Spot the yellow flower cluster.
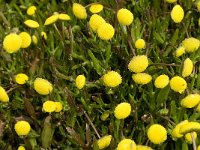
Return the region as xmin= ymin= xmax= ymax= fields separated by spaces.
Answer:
xmin=181 ymin=94 xmax=200 ymax=108
xmin=185 ymin=132 xmax=197 ymax=144
xmin=175 ymin=46 xmax=185 ymax=57
xmin=18 ymin=146 xmax=26 ymax=150
xmin=169 ymin=76 xmax=187 ymax=93
xmin=117 ymin=8 xmax=134 ymax=26
xmin=33 ymin=78 xmax=53 ymax=95
xmin=97 ymin=135 xmax=112 ymax=149
xmin=89 ymin=4 xmax=103 ymax=13
xmin=172 ymin=120 xmax=188 ymax=138
xmin=43 ymin=100 xmax=63 ymax=113
xmin=75 ymin=75 xmax=86 ymax=89
xmin=132 ymin=73 xmax=152 ymax=85
xmin=0 ymin=86 xmax=9 ymax=102
xmin=14 ymin=121 xmax=31 ymax=136
xmin=27 ymin=6 xmax=36 ymax=16
xmin=103 ymin=71 xmax=122 ymax=87
xmin=117 ymin=139 xmax=136 ymax=150
xmin=154 ymin=74 xmax=169 ymax=89
xmin=182 ymin=37 xmax=200 ymax=53
xmin=165 ymin=0 xmax=177 ymax=3
xmin=128 ymin=55 xmax=148 ymax=73
xmin=114 ymin=102 xmax=131 ymax=119
xmin=136 ymin=145 xmax=152 ymax=150
xmin=135 ymin=39 xmax=145 ymax=49
xmin=89 ymin=14 xmax=106 ymax=32
xmin=182 ymin=58 xmax=193 ymax=77
xmin=72 ymin=3 xmax=87 ymax=19
xmin=171 ymin=5 xmax=184 ymax=23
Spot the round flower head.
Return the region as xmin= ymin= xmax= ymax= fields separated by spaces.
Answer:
xmin=27 ymin=6 xmax=36 ymax=15
xmin=128 ymin=55 xmax=148 ymax=73
xmin=180 ymin=122 xmax=200 ymax=134
xmin=24 ymin=20 xmax=39 ymax=28
xmin=72 ymin=3 xmax=87 ymax=19
xmin=147 ymin=124 xmax=167 ymax=144
xmin=175 ymin=46 xmax=185 ymax=57
xmin=165 ymin=0 xmax=177 ymax=3
xmin=54 ymin=102 xmax=63 ymax=112
xmin=170 ymin=76 xmax=187 ymax=93
xmin=43 ymin=101 xmax=56 ymax=113
xmin=18 ymin=146 xmax=26 ymax=150
xmin=97 ymin=23 xmax=115 ymax=40
xmin=136 ymin=145 xmax=153 ymax=150
xmin=14 ymin=121 xmax=31 ymax=136
xmin=33 ymin=78 xmax=53 ymax=95
xmin=15 ymin=73 xmax=29 ymax=85
xmin=117 ymin=139 xmax=136 ymax=150
xmin=114 ymin=102 xmax=131 ymax=119
xmin=135 ymin=39 xmax=145 ymax=49
xmin=97 ymin=135 xmax=112 ymax=149
xmin=154 ymin=74 xmax=169 ymax=89
xmin=89 ymin=4 xmax=103 ymax=13
xmin=132 ymin=73 xmax=152 ymax=85
xmin=103 ymin=71 xmax=122 ymax=87
xmin=171 ymin=5 xmax=184 ymax=23
xmin=182 ymin=37 xmax=200 ymax=53
xmin=41 ymin=32 xmax=47 ymax=40
xmin=3 ymin=33 xmax=22 ymax=53
xmin=75 ymin=75 xmax=86 ymax=89
xmin=0 ymin=86 xmax=9 ymax=102
xmin=117 ymin=8 xmax=134 ymax=26
xmin=32 ymin=35 xmax=38 ymax=45
xmin=181 ymin=94 xmax=200 ymax=108
xmin=172 ymin=120 xmax=189 ymax=138
xmin=19 ymin=32 xmax=31 ymax=48
xmin=44 ymin=14 xmax=59 ymax=25
xmin=185 ymin=132 xmax=197 ymax=144
xmin=58 ymin=14 xmax=71 ymax=21
xmin=89 ymin=14 xmax=106 ymax=32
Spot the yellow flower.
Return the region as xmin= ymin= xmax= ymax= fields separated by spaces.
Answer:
xmin=44 ymin=14 xmax=59 ymax=25
xmin=24 ymin=20 xmax=39 ymax=28
xmin=135 ymin=39 xmax=145 ymax=49
xmin=128 ymin=55 xmax=148 ymax=73
xmin=32 ymin=35 xmax=38 ymax=45
xmin=18 ymin=146 xmax=26 ymax=150
xmin=182 ymin=37 xmax=200 ymax=53
xmin=41 ymin=32 xmax=47 ymax=40
xmin=132 ymin=73 xmax=152 ymax=85
xmin=15 ymin=73 xmax=29 ymax=85
xmin=154 ymin=74 xmax=169 ymax=88
xmin=181 ymin=94 xmax=200 ymax=108
xmin=97 ymin=135 xmax=112 ymax=149
xmin=75 ymin=75 xmax=86 ymax=89
xmin=169 ymin=76 xmax=187 ymax=93
xmin=97 ymin=23 xmax=115 ymax=40
xmin=198 ymin=145 xmax=200 ymax=150
xmin=175 ymin=46 xmax=185 ymax=57
xmin=117 ymin=8 xmax=134 ymax=26
xmin=72 ymin=3 xmax=87 ymax=19
xmin=197 ymin=2 xmax=200 ymax=11
xmin=172 ymin=120 xmax=189 ymax=138
xmin=136 ymin=145 xmax=153 ymax=150
xmin=14 ymin=121 xmax=31 ymax=136
xmin=182 ymin=58 xmax=193 ymax=78
xmin=103 ymin=71 xmax=122 ymax=87
xmin=89 ymin=14 xmax=106 ymax=32
xmin=114 ymin=102 xmax=131 ymax=119
xmin=117 ymin=139 xmax=136 ymax=150
xmin=58 ymin=14 xmax=71 ymax=21
xmin=33 ymin=78 xmax=53 ymax=95
xmin=147 ymin=124 xmax=167 ymax=144
xmin=19 ymin=32 xmax=32 ymax=48
xmin=43 ymin=101 xmax=56 ymax=113
xmin=54 ymin=102 xmax=63 ymax=112
xmin=185 ymin=132 xmax=197 ymax=144
xmin=171 ymin=5 xmax=184 ymax=23
xmin=27 ymin=6 xmax=36 ymax=15
xmin=89 ymin=4 xmax=103 ymax=13
xmin=180 ymin=122 xmax=200 ymax=134
xmin=0 ymin=86 xmax=9 ymax=102
xmin=3 ymin=33 xmax=22 ymax=53
xmin=165 ymin=0 xmax=177 ymax=3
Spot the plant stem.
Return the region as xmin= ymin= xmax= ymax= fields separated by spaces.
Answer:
xmin=191 ymin=132 xmax=197 ymax=150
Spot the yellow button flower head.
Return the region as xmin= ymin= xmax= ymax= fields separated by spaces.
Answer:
xmin=132 ymin=73 xmax=152 ymax=85
xmin=0 ymin=86 xmax=9 ymax=102
xmin=154 ymin=74 xmax=169 ymax=88
xmin=114 ymin=102 xmax=131 ymax=119
xmin=44 ymin=14 xmax=59 ymax=26
xmin=147 ymin=124 xmax=167 ymax=144
xmin=170 ymin=76 xmax=187 ymax=93
xmin=117 ymin=139 xmax=136 ymax=150
xmin=89 ymin=4 xmax=103 ymax=13
xmin=135 ymin=39 xmax=145 ymax=49
xmin=103 ymin=71 xmax=122 ymax=87
xmin=3 ymin=33 xmax=22 ymax=53
xmin=175 ymin=46 xmax=185 ymax=57
xmin=27 ymin=6 xmax=36 ymax=16
xmin=24 ymin=20 xmax=39 ymax=28
xmin=32 ymin=35 xmax=38 ymax=45
xmin=58 ymin=14 xmax=71 ymax=21
xmin=128 ymin=55 xmax=148 ymax=73
xmin=18 ymin=146 xmax=26 ymax=150
xmin=15 ymin=73 xmax=29 ymax=85
xmin=136 ymin=145 xmax=153 ymax=150
xmin=181 ymin=94 xmax=200 ymax=108
xmin=185 ymin=132 xmax=197 ymax=144
xmin=14 ymin=121 xmax=31 ymax=136
xmin=182 ymin=37 xmax=200 ymax=53
xmin=172 ymin=120 xmax=189 ymax=138
xmin=97 ymin=135 xmax=112 ymax=149
xmin=182 ymin=58 xmax=193 ymax=78
xmin=75 ymin=75 xmax=86 ymax=89
xmin=165 ymin=0 xmax=177 ymax=3
xmin=72 ymin=3 xmax=87 ymax=19
xmin=197 ymin=2 xmax=200 ymax=12
xmin=54 ymin=102 xmax=63 ymax=112
xmin=19 ymin=32 xmax=31 ymax=48
xmin=180 ymin=122 xmax=200 ymax=134
xmin=97 ymin=23 xmax=115 ymax=40
xmin=89 ymin=14 xmax=106 ymax=32
xmin=43 ymin=101 xmax=56 ymax=113
xmin=33 ymin=78 xmax=53 ymax=95
xmin=171 ymin=5 xmax=184 ymax=23
xmin=41 ymin=32 xmax=47 ymax=40
xmin=117 ymin=8 xmax=134 ymax=26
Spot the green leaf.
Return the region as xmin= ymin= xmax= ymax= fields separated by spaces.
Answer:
xmin=156 ymin=85 xmax=170 ymax=106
